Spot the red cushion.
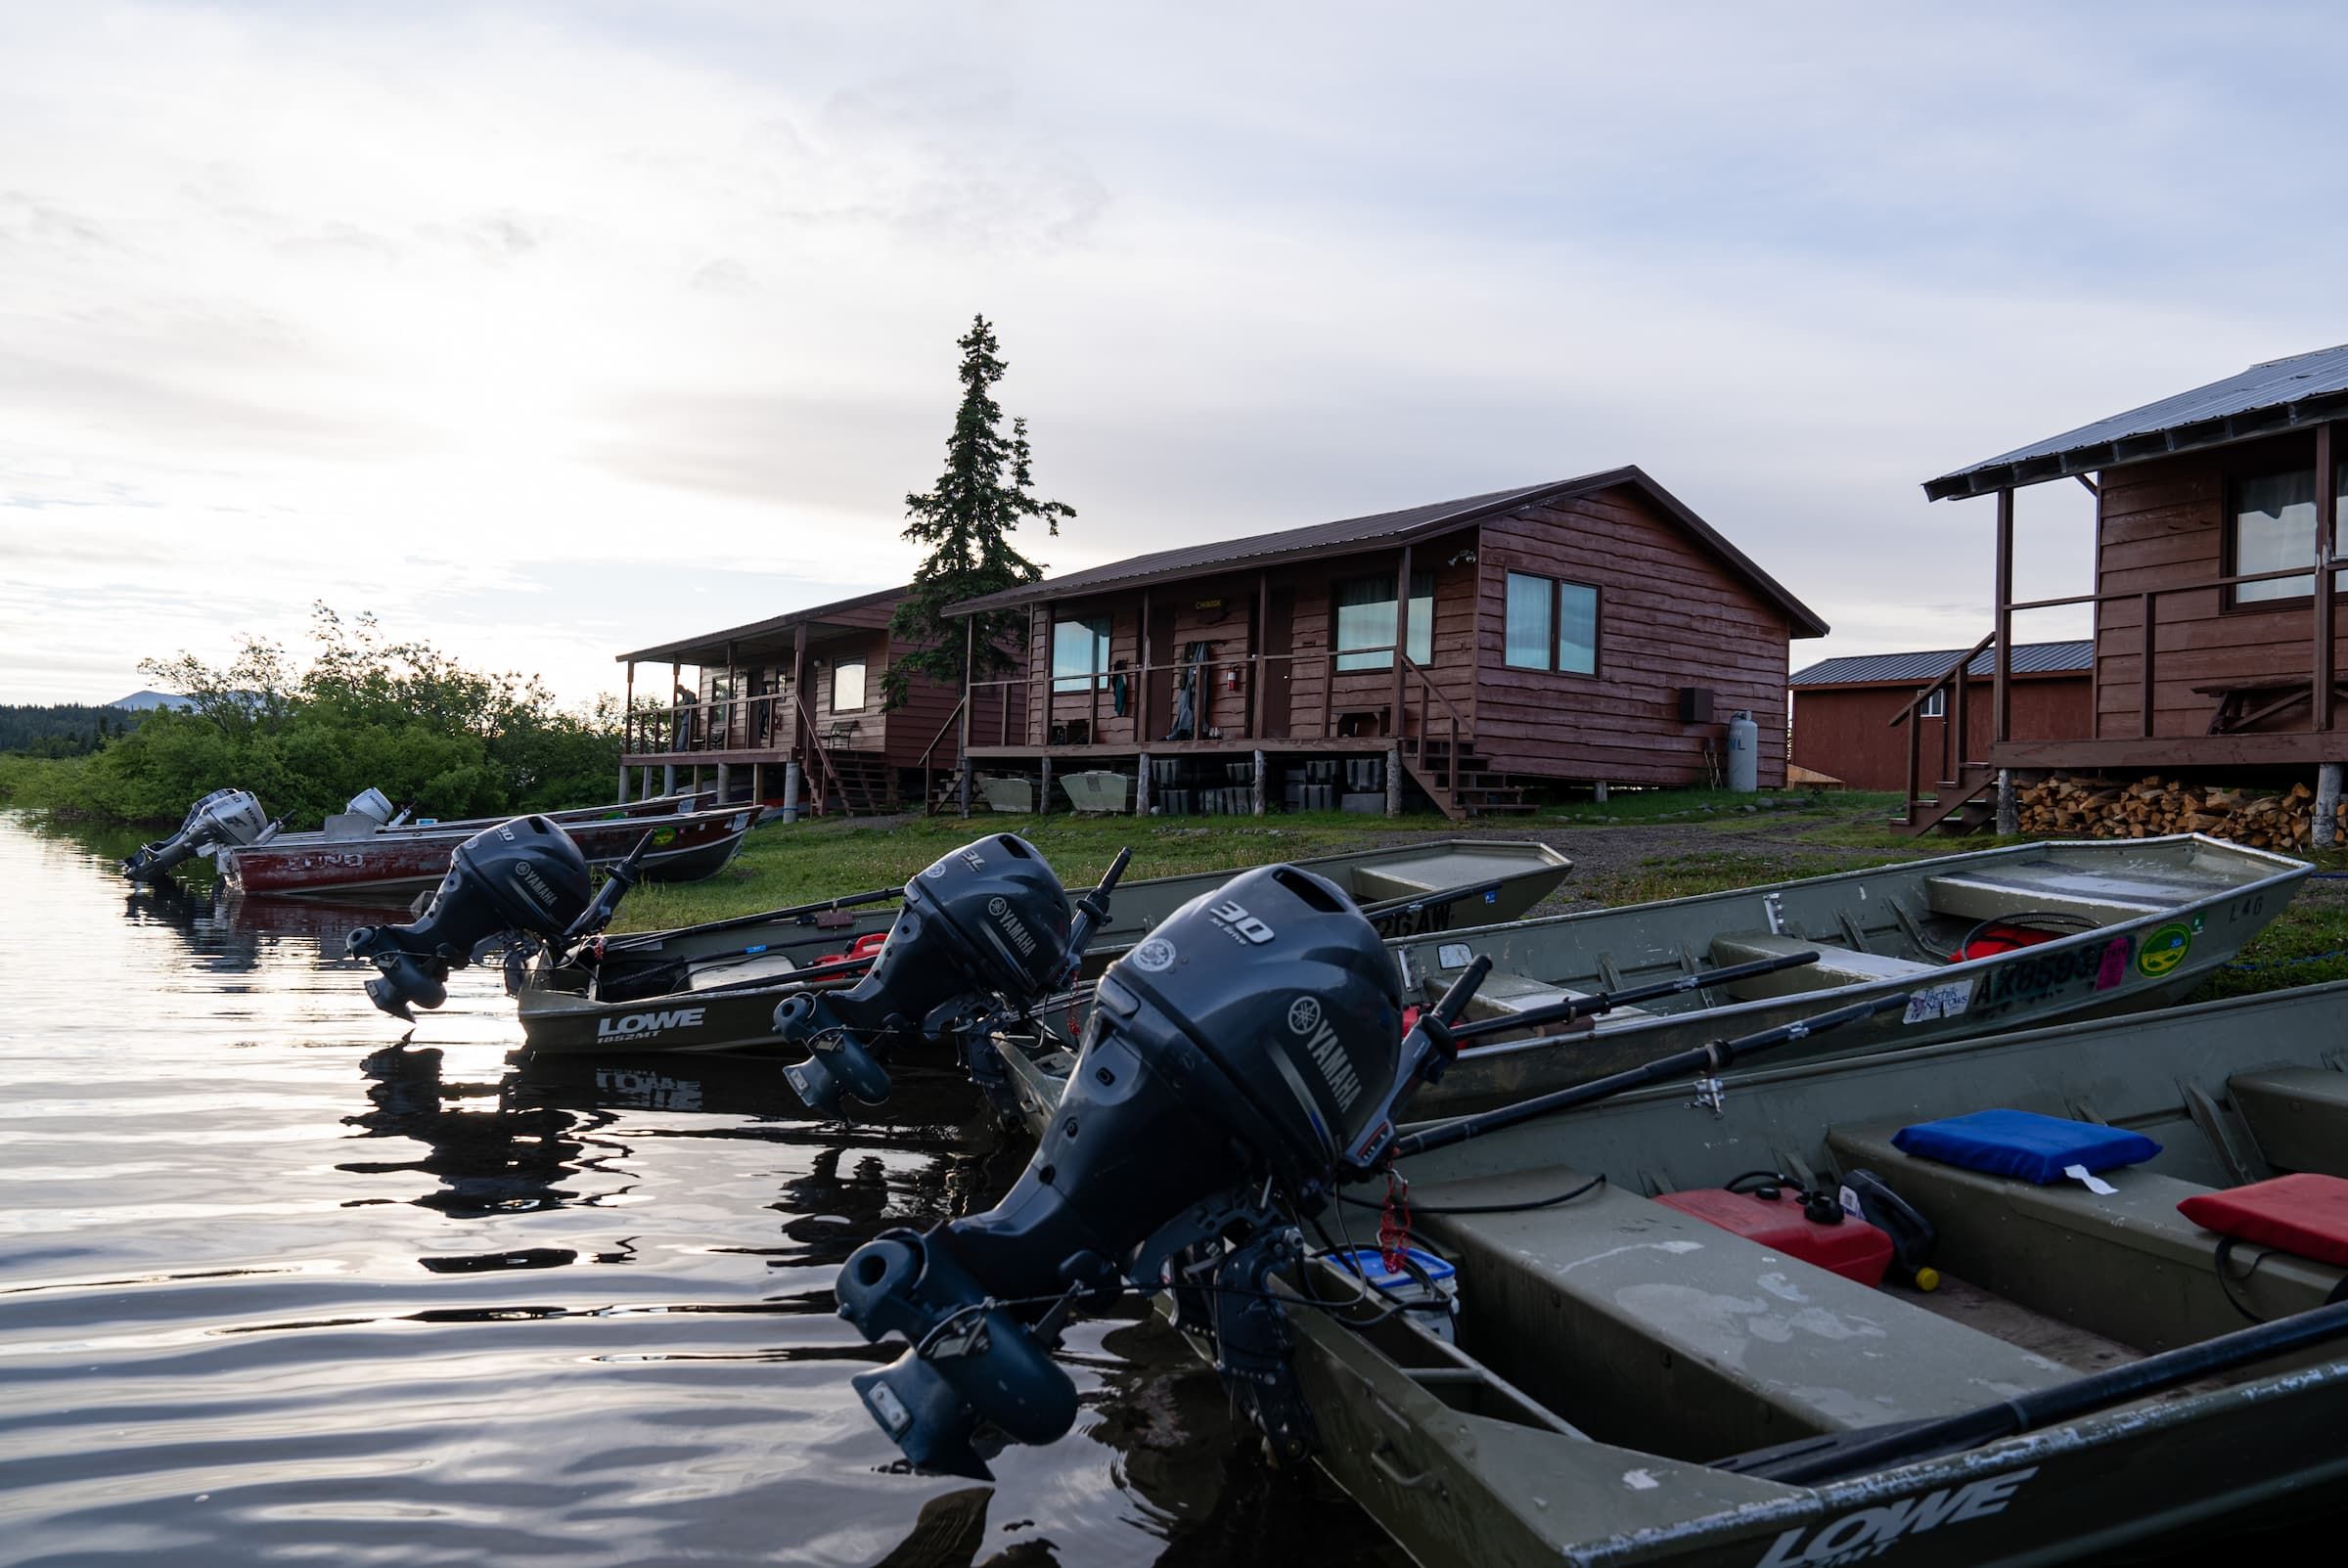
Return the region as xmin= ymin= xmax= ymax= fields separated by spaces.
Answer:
xmin=2178 ymin=1174 xmax=2348 ymax=1267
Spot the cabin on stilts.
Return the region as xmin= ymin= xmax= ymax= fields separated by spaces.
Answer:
xmin=1909 ymin=344 xmax=2348 ymax=839
xmin=614 ymin=587 xmax=1004 ymax=816
xmin=939 ymin=469 xmax=1827 ymax=821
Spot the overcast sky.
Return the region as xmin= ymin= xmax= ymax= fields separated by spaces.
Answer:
xmin=5 ymin=1 xmax=2342 ymax=705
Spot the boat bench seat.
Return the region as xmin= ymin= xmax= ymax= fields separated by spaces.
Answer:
xmin=1827 ymin=1121 xmax=2348 ymax=1352
xmin=1706 ymin=931 xmax=1943 ymax=998
xmin=1443 ymin=969 xmax=1648 ymax=1028
xmin=2231 ymin=1067 xmax=2348 ymax=1179
xmin=1920 ymin=869 xmax=2169 ymax=928
xmin=1352 ymin=869 xmax=1444 ymax=902
xmin=1416 ymin=1163 xmax=2071 ymax=1460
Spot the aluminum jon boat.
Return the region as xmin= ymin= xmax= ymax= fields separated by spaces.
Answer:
xmin=510 ymin=838 xmax=1573 ymax=1054
xmin=221 ymin=803 xmax=755 ymax=897
xmin=1117 ymin=979 xmax=2348 ymax=1568
xmin=995 ymin=833 xmax=2308 ymax=1121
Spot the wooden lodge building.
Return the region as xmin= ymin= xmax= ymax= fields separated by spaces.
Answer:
xmin=942 ymin=469 xmax=1827 ymax=820
xmin=1911 ymin=344 xmax=2348 ymax=837
xmin=615 ymin=586 xmax=1005 ymax=814
xmin=1789 ymin=641 xmax=2092 ymax=792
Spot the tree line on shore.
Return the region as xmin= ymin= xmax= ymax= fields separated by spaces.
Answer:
xmin=0 ymin=606 xmax=622 ymax=829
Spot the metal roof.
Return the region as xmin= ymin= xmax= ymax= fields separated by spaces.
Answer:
xmin=949 ymin=467 xmax=1829 ymax=636
xmin=1924 ymin=344 xmax=2348 ymax=501
xmin=616 ymin=585 xmax=904 ymax=664
xmin=1789 ymin=639 xmax=2094 ymax=688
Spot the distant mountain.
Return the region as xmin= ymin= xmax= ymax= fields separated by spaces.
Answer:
xmin=113 ymin=690 xmax=194 ymax=711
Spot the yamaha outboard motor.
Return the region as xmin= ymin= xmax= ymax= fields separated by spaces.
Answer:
xmin=121 ymin=788 xmax=276 ymax=880
xmin=773 ymin=834 xmax=1123 ymax=1116
xmin=346 ymin=815 xmax=597 ymax=1020
xmin=834 ymin=864 xmax=1472 ymax=1477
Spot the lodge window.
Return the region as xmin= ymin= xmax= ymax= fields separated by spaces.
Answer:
xmin=2230 ymin=465 xmax=2348 ymax=605
xmin=1052 ymin=615 xmax=1112 ymax=693
xmin=1333 ymin=570 xmax=1433 ymax=671
xmin=1919 ymin=689 xmax=1945 ymax=719
xmin=832 ymin=656 xmax=868 ymax=712
xmin=1503 ymin=571 xmax=1599 ymax=675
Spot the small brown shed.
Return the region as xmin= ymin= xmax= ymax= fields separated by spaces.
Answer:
xmin=1789 ymin=642 xmax=2093 ymax=792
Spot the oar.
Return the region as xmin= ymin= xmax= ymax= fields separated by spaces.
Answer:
xmin=1387 ymin=991 xmax=1914 ymax=1160
xmin=1725 ymin=1294 xmax=2348 ymax=1485
xmin=1447 ymin=951 xmax=1822 ymax=1044
xmin=1358 ymin=876 xmax=1511 ymax=931
xmin=593 ymin=885 xmax=902 ymax=953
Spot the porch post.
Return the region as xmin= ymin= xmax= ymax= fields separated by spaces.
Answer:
xmin=1252 ymin=572 xmax=1270 ymax=738
xmin=958 ymin=616 xmax=974 ymax=819
xmin=1138 ymin=595 xmax=1152 ymax=740
xmin=2315 ymin=421 xmax=2336 ymax=734
xmin=2316 ymin=763 xmax=2341 ymax=850
xmin=782 ymin=760 xmax=801 ymax=824
xmin=622 ymin=658 xmax=635 ymax=757
xmin=669 ymin=660 xmax=681 ymax=752
xmin=1385 ymin=744 xmax=1402 ymax=818
xmin=1039 ymin=753 xmax=1052 ymax=817
xmin=1993 ymin=487 xmax=2014 ymax=745
xmin=1252 ymin=748 xmax=1266 ymax=817
xmin=1136 ymin=752 xmax=1151 ymax=816
xmin=616 ymin=759 xmax=628 ymax=802
xmin=663 ymin=761 xmax=677 ymax=795
xmin=1391 ymin=545 xmax=1413 ymax=739
xmin=790 ymin=626 xmax=808 ymax=762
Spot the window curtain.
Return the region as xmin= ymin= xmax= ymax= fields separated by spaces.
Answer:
xmin=1558 ymin=583 xmax=1598 ymax=674
xmin=1504 ymin=572 xmax=1551 ymax=669
xmin=1335 ymin=570 xmax=1433 ymax=671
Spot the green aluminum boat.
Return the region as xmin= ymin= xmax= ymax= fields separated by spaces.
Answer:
xmin=1108 ymin=979 xmax=2348 ymax=1567
xmin=996 ymin=833 xmax=2308 ymax=1121
xmin=509 ymin=838 xmax=1572 ymax=1054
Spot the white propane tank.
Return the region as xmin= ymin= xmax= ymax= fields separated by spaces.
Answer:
xmin=1727 ymin=711 xmax=1760 ymax=793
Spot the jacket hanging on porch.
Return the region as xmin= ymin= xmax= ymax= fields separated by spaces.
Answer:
xmin=1163 ymin=642 xmax=1211 ymax=741
xmin=1110 ymin=661 xmax=1130 ymax=718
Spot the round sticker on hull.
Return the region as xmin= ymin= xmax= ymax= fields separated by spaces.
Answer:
xmin=2137 ymin=922 xmax=2192 ymax=978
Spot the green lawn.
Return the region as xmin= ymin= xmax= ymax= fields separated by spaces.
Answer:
xmin=612 ymin=808 xmax=1462 ymax=931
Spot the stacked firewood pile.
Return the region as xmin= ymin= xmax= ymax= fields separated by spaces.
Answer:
xmin=2017 ymin=775 xmax=2340 ymax=849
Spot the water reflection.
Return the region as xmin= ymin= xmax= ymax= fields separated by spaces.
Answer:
xmin=5 ymin=810 xmax=1406 ymax=1568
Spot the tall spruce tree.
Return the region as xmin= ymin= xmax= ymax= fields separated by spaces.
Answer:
xmin=882 ymin=315 xmax=1074 ymax=709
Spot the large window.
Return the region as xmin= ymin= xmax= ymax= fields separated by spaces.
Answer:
xmin=2232 ymin=467 xmax=2348 ymax=605
xmin=1503 ymin=571 xmax=1600 ymax=675
xmin=1333 ymin=570 xmax=1433 ymax=671
xmin=831 ymin=656 xmax=867 ymax=712
xmin=1052 ymin=615 xmax=1112 ymax=693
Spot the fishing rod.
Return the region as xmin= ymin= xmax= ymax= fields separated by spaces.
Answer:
xmin=1726 ymin=1293 xmax=2348 ymax=1485
xmin=1446 ymin=951 xmax=1823 ymax=1044
xmin=1388 ymin=990 xmax=1914 ymax=1160
xmin=592 ymin=885 xmax=903 ymax=954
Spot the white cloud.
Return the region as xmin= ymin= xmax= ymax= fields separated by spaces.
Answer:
xmin=1 ymin=1 xmax=2339 ymax=701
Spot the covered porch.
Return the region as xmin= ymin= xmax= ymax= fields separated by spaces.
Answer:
xmin=614 ymin=588 xmax=910 ymax=815
xmin=1904 ymin=348 xmax=2348 ymax=837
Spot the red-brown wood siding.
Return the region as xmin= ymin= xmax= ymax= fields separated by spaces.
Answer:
xmin=2093 ymin=434 xmax=2347 ymax=739
xmin=1473 ymin=493 xmax=1795 ymax=785
xmin=1791 ymin=676 xmax=2091 ymax=792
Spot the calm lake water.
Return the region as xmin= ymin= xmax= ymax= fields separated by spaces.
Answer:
xmin=0 ymin=812 xmax=1400 ymax=1567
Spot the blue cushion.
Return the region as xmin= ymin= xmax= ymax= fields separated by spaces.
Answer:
xmin=1892 ymin=1109 xmax=2161 ymax=1186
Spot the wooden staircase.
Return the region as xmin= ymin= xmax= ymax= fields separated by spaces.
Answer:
xmin=1896 ymin=762 xmax=2000 ymax=836
xmin=1406 ymin=739 xmax=1538 ymax=822
xmin=823 ymin=751 xmax=893 ymax=816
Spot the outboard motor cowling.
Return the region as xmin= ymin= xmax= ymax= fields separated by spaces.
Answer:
xmin=347 ymin=815 xmax=594 ymax=1020
xmin=835 ymin=864 xmax=1415 ymax=1476
xmin=121 ymin=788 xmax=273 ymax=880
xmin=774 ymin=833 xmax=1077 ymax=1115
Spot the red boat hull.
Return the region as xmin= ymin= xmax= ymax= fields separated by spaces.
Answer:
xmin=220 ymin=808 xmax=751 ymax=896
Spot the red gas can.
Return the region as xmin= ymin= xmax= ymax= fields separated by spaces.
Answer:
xmin=1654 ymin=1187 xmax=1893 ymax=1286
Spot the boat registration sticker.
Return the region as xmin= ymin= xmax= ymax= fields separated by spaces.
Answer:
xmin=2137 ymin=922 xmax=2193 ymax=979
xmin=1902 ymin=979 xmax=1973 ymax=1024
xmin=1436 ymin=942 xmax=1472 ymax=970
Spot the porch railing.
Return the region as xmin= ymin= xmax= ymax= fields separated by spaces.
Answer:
xmin=1894 ymin=558 xmax=2345 ymax=827
xmin=624 ymin=694 xmax=791 ymax=757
